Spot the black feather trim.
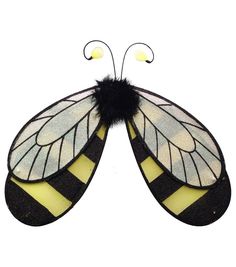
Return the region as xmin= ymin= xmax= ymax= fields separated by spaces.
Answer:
xmin=93 ymin=77 xmax=140 ymax=126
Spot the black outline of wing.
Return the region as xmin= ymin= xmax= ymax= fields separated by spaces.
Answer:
xmin=8 ymin=86 xmax=104 ymax=182
xmin=131 ymin=87 xmax=225 ymax=189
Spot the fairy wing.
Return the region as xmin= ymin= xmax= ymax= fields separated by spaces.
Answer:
xmin=131 ymin=87 xmax=225 ymax=187
xmin=8 ymin=87 xmax=101 ymax=181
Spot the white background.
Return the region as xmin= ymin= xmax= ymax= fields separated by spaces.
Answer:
xmin=0 ymin=1 xmax=236 ymax=266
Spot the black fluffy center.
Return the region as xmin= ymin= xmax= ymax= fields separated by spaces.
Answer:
xmin=93 ymin=77 xmax=140 ymax=126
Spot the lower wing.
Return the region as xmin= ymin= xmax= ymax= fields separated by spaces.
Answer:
xmin=126 ymin=121 xmax=231 ymax=226
xmin=5 ymin=125 xmax=108 ymax=226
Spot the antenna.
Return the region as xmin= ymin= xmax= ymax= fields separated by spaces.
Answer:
xmin=121 ymin=42 xmax=154 ymax=79
xmin=83 ymin=40 xmax=117 ymax=78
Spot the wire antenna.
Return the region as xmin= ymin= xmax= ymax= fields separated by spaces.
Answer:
xmin=120 ymin=42 xmax=154 ymax=79
xmin=83 ymin=40 xmax=117 ymax=78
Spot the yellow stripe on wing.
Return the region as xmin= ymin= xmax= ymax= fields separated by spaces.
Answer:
xmin=68 ymin=125 xmax=106 ymax=183
xmin=128 ymin=122 xmax=163 ymax=182
xmin=140 ymin=157 xmax=164 ymax=183
xmin=11 ymin=178 xmax=72 ymax=217
xmin=162 ymin=186 xmax=208 ymax=215
xmin=68 ymin=154 xmax=95 ymax=183
xmin=96 ymin=125 xmax=106 ymax=140
xmin=127 ymin=122 xmax=136 ymax=140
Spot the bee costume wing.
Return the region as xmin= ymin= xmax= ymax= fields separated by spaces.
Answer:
xmin=6 ymin=86 xmax=110 ymax=226
xmin=8 ymin=88 xmax=101 ymax=181
xmin=6 ymin=124 xmax=108 ymax=226
xmin=132 ymin=87 xmax=225 ymax=188
xmin=126 ymin=120 xmax=231 ymax=226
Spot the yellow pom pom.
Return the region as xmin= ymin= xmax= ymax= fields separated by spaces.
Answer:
xmin=135 ymin=50 xmax=149 ymax=62
xmin=91 ymin=47 xmax=104 ymax=59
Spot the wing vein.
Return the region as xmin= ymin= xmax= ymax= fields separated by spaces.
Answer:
xmin=42 ymin=145 xmax=53 ymax=178
xmin=73 ymin=124 xmax=78 ymax=158
xmin=27 ymin=146 xmax=43 ymax=180
xmin=143 ymin=115 xmax=146 ymax=140
xmin=189 ymin=153 xmax=202 ymax=187
xmin=157 ymin=104 xmax=172 ymax=107
xmin=196 ymin=140 xmax=220 ymax=160
xmin=87 ymin=110 xmax=90 ymax=140
xmin=182 ymin=121 xmax=204 ymax=130
xmin=58 ymin=137 xmax=64 ymax=170
xmin=155 ymin=129 xmax=158 ymax=158
xmin=195 ymin=150 xmax=218 ymax=180
xmin=168 ymin=141 xmax=172 ymax=173
xmin=33 ymin=116 xmax=52 ymax=122
xmin=179 ymin=150 xmax=187 ymax=183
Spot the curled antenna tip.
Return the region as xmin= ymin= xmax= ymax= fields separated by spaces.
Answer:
xmin=121 ymin=42 xmax=155 ymax=78
xmin=83 ymin=40 xmax=117 ymax=78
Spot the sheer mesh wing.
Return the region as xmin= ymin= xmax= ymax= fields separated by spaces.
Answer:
xmin=132 ymin=87 xmax=224 ymax=187
xmin=8 ymin=87 xmax=101 ymax=181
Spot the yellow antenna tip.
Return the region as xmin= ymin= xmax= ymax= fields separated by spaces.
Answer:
xmin=135 ymin=50 xmax=149 ymax=62
xmin=91 ymin=47 xmax=104 ymax=59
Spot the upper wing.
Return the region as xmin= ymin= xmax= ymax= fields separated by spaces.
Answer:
xmin=131 ymin=87 xmax=225 ymax=187
xmin=8 ymin=87 xmax=101 ymax=181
